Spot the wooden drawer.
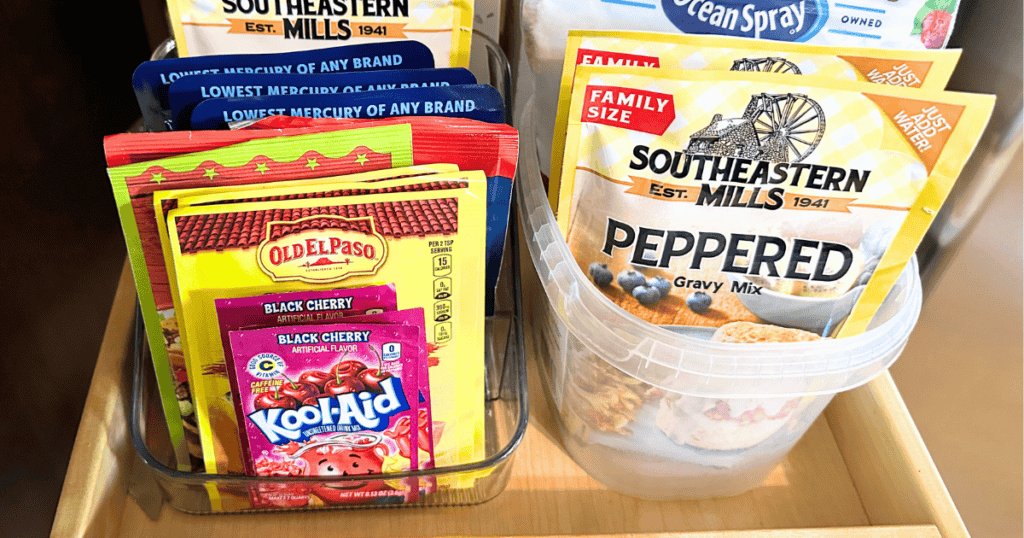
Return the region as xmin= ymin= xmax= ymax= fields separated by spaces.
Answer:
xmin=50 ymin=261 xmax=968 ymax=538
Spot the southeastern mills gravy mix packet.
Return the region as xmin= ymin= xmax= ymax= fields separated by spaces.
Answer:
xmin=168 ymin=68 xmax=477 ymax=129
xmin=558 ymin=67 xmax=993 ymax=338
xmin=133 ymin=41 xmax=434 ymax=131
xmin=543 ymin=31 xmax=962 ymax=211
xmin=227 ymin=321 xmax=428 ymax=507
xmin=105 ymin=125 xmax=414 ymax=470
xmin=190 ymin=84 xmax=506 ymax=129
xmin=168 ymin=177 xmax=486 ymax=509
xmin=165 ymin=0 xmax=473 ymax=67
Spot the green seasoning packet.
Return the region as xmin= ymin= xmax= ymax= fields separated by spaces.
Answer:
xmin=105 ymin=125 xmax=413 ymax=470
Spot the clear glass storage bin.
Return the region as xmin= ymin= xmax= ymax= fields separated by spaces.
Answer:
xmin=126 ymin=31 xmax=528 ymax=515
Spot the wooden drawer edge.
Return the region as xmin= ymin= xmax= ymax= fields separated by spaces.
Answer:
xmin=825 ymin=373 xmax=969 ymax=538
xmin=507 ymin=525 xmax=941 ymax=538
xmin=52 ymin=261 xmax=135 ymax=538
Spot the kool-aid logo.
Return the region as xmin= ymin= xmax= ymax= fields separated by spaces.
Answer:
xmin=661 ymin=0 xmax=827 ymax=41
xmin=257 ymin=215 xmax=388 ymax=284
xmin=248 ymin=377 xmax=409 ymax=444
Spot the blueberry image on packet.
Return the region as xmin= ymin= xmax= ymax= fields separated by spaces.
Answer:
xmin=189 ymin=85 xmax=506 ymax=130
xmin=168 ymin=68 xmax=476 ymax=130
xmin=132 ymin=41 xmax=435 ymax=132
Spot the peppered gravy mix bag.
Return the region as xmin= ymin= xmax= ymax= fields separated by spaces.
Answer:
xmin=543 ymin=31 xmax=962 ymax=209
xmin=169 ymin=177 xmax=486 ymax=509
xmin=105 ymin=124 xmax=413 ymax=471
xmin=166 ymin=0 xmax=473 ymax=67
xmin=559 ymin=66 xmax=993 ymax=339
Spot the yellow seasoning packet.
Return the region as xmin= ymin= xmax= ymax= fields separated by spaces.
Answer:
xmin=545 ymin=30 xmax=963 ymax=212
xmin=166 ymin=0 xmax=473 ymax=68
xmin=152 ymin=162 xmax=460 ymax=327
xmin=168 ymin=174 xmax=486 ymax=506
xmin=558 ymin=66 xmax=993 ymax=339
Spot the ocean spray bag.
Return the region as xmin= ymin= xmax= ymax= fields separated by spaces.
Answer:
xmin=165 ymin=0 xmax=473 ymax=67
xmin=523 ymin=0 xmax=962 ymax=63
xmin=105 ymin=125 xmax=414 ymax=470
xmin=189 ymin=84 xmax=506 ymax=129
xmin=168 ymin=68 xmax=477 ymax=129
xmin=168 ymin=180 xmax=487 ymax=501
xmin=227 ymin=322 xmax=427 ymax=507
xmin=105 ymin=117 xmax=519 ymax=314
xmin=543 ymin=31 xmax=962 ymax=210
xmin=133 ymin=41 xmax=434 ymax=131
xmin=558 ymin=66 xmax=992 ymax=338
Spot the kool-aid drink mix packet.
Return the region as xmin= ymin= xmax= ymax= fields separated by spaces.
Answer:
xmin=227 ymin=322 xmax=428 ymax=507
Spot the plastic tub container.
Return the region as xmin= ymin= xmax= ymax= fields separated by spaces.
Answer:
xmin=515 ymin=100 xmax=923 ymax=499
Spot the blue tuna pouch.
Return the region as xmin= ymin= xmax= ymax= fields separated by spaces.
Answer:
xmin=167 ymin=68 xmax=476 ymax=130
xmin=132 ymin=41 xmax=434 ymax=131
xmin=189 ymin=84 xmax=505 ymax=129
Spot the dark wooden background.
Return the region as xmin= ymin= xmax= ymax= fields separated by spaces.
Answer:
xmin=0 ymin=3 xmax=152 ymax=536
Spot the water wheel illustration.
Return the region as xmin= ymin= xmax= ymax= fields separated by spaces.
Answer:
xmin=730 ymin=57 xmax=802 ymax=75
xmin=743 ymin=93 xmax=825 ymax=163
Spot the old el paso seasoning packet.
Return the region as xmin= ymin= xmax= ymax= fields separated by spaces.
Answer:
xmin=168 ymin=180 xmax=486 ymax=505
xmin=542 ymin=31 xmax=962 ymax=210
xmin=168 ymin=68 xmax=477 ymax=129
xmin=559 ymin=66 xmax=992 ymax=338
xmin=228 ymin=322 xmax=426 ymax=507
xmin=133 ymin=41 xmax=434 ymax=131
xmin=165 ymin=0 xmax=473 ymax=67
xmin=105 ymin=125 xmax=413 ymax=471
xmin=152 ymin=164 xmax=457 ymax=323
xmin=180 ymin=173 xmax=481 ymax=481
xmin=190 ymin=84 xmax=506 ymax=129
xmin=250 ymin=116 xmax=520 ymax=314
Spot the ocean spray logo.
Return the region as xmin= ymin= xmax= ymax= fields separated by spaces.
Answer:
xmin=248 ymin=377 xmax=409 ymax=444
xmin=661 ymin=0 xmax=828 ymax=41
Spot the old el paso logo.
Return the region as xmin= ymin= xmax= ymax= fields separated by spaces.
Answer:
xmin=257 ymin=215 xmax=387 ymax=284
xmin=661 ymin=0 xmax=827 ymax=41
xmin=249 ymin=377 xmax=409 ymax=444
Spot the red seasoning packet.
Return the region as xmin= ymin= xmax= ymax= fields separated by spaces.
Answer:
xmin=228 ymin=322 xmax=428 ymax=508
xmin=104 ymin=116 xmax=519 ymax=314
